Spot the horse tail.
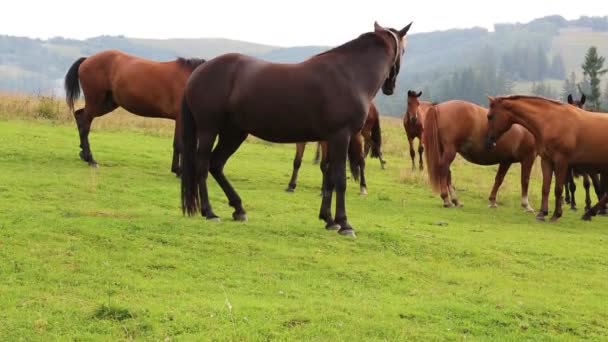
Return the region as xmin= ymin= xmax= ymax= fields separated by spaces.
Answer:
xmin=370 ymin=113 xmax=383 ymax=158
xmin=180 ymin=96 xmax=200 ymax=216
xmin=64 ymin=57 xmax=87 ymax=112
xmin=423 ymin=105 xmax=443 ymax=193
xmin=348 ymin=134 xmax=363 ymax=181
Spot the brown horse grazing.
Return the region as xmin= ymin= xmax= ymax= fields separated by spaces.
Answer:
xmin=64 ymin=50 xmax=206 ymax=175
xmin=180 ymin=21 xmax=413 ymax=237
xmin=564 ymin=94 xmax=604 ymax=212
xmin=286 ymin=102 xmax=383 ymax=194
xmin=424 ymin=100 xmax=536 ymax=210
xmin=403 ymin=90 xmax=434 ymax=170
xmin=485 ymin=95 xmax=608 ymax=221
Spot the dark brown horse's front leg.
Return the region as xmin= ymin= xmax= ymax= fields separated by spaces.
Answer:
xmin=287 ymin=143 xmax=306 ymax=192
xmin=318 ymin=157 xmax=339 ymax=230
xmin=74 ymin=108 xmax=97 ymax=166
xmin=327 ymin=132 xmax=355 ymax=237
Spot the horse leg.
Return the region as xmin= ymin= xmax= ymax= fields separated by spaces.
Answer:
xmin=536 ymin=158 xmax=553 ymax=221
xmin=313 ymin=142 xmax=321 ymax=164
xmin=318 ymin=147 xmax=338 ymax=230
xmin=286 ymin=143 xmax=306 ymax=192
xmin=74 ymin=108 xmax=98 ymax=166
xmin=520 ymin=156 xmax=535 ymax=212
xmin=359 ymin=149 xmax=367 ymax=196
xmin=441 ymin=147 xmax=460 ymax=207
xmin=583 ymin=173 xmax=592 ymax=212
xmin=567 ymin=167 xmax=578 ymax=210
xmin=598 ymin=174 xmax=608 ymax=216
xmin=408 ymin=137 xmax=416 ymax=171
xmin=327 ymin=131 xmax=355 ymax=237
xmin=487 ymin=163 xmax=511 ymax=208
xmin=171 ymin=121 xmax=182 ymax=177
xmin=564 ymin=167 xmax=572 ymax=205
xmin=209 ymin=126 xmax=248 ymax=221
xmin=582 ymin=172 xmax=608 ymax=220
xmin=195 ymin=130 xmax=220 ymax=220
xmin=418 ymin=139 xmax=424 ymax=171
xmin=550 ymin=160 xmax=568 ymax=222
xmin=447 ymin=168 xmax=462 ymax=207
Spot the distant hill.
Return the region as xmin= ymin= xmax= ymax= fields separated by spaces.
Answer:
xmin=1 ymin=15 xmax=607 ymax=116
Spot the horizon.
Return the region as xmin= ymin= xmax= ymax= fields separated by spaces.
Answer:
xmin=2 ymin=1 xmax=607 ymax=47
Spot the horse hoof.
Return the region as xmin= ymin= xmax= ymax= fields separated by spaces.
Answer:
xmin=89 ymin=162 xmax=98 ymax=168
xmin=359 ymin=188 xmax=368 ymax=196
xmin=285 ymin=187 xmax=295 ymax=193
xmin=338 ymin=228 xmax=356 ymax=238
xmin=549 ymin=216 xmax=560 ymax=223
xmin=207 ymin=216 xmax=221 ymax=222
xmin=582 ymin=214 xmax=592 ymax=221
xmin=325 ymin=222 xmax=340 ymax=231
xmin=535 ymin=215 xmax=545 ymax=222
xmin=443 ymin=203 xmax=454 ymax=208
xmin=523 ymin=206 xmax=535 ymax=213
xmin=598 ymin=210 xmax=608 ymax=216
xmin=488 ymin=203 xmax=498 ymax=209
xmin=233 ymin=213 xmax=248 ymax=222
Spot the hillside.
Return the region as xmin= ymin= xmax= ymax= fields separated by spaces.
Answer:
xmin=1 ymin=15 xmax=608 ymax=115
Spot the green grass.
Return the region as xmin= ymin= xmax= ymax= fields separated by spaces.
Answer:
xmin=0 ymin=116 xmax=607 ymax=340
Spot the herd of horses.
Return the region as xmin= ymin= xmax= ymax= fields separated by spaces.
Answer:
xmin=62 ymin=21 xmax=608 ymax=237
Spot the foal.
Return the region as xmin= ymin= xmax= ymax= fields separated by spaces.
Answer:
xmin=403 ymin=90 xmax=434 ymax=170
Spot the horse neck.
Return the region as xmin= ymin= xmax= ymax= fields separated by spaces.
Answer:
xmin=505 ymin=100 xmax=552 ymax=139
xmin=321 ymin=37 xmax=392 ymax=99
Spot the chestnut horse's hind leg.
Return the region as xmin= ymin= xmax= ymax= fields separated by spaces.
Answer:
xmin=537 ymin=158 xmax=553 ymax=221
xmin=488 ymin=162 xmax=511 ymax=208
xmin=209 ymin=126 xmax=249 ymax=221
xmin=74 ymin=108 xmax=97 ymax=166
xmin=583 ymin=173 xmax=592 ymax=212
xmin=550 ymin=160 xmax=568 ymax=222
xmin=286 ymin=143 xmax=306 ymax=192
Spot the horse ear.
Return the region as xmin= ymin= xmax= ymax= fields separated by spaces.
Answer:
xmin=398 ymin=22 xmax=413 ymax=37
xmin=567 ymin=94 xmax=574 ymax=104
xmin=487 ymin=96 xmax=496 ymax=104
xmin=374 ymin=21 xmax=384 ymax=32
xmin=581 ymin=94 xmax=586 ymax=105
xmin=417 ymin=91 xmax=422 ymax=97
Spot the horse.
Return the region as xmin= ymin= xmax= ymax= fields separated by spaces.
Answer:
xmin=286 ymin=102 xmax=384 ymax=195
xmin=180 ymin=21 xmax=413 ymax=237
xmin=485 ymin=95 xmax=608 ymax=221
xmin=64 ymin=49 xmax=206 ymax=175
xmin=564 ymin=94 xmax=604 ymax=212
xmin=424 ymin=100 xmax=536 ymax=210
xmin=403 ymin=90 xmax=434 ymax=170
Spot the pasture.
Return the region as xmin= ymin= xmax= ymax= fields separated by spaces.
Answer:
xmin=0 ymin=96 xmax=607 ymax=340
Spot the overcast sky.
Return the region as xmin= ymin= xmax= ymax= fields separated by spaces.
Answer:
xmin=2 ymin=0 xmax=606 ymax=47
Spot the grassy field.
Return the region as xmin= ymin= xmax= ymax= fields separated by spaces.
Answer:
xmin=0 ymin=96 xmax=607 ymax=340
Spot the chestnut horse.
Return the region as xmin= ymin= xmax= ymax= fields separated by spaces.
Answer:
xmin=403 ymin=90 xmax=434 ymax=170
xmin=64 ymin=50 xmax=206 ymax=175
xmin=486 ymin=95 xmax=608 ymax=221
xmin=424 ymin=100 xmax=536 ymax=210
xmin=180 ymin=21 xmax=412 ymax=237
xmin=286 ymin=102 xmax=384 ymax=195
xmin=564 ymin=94 xmax=604 ymax=211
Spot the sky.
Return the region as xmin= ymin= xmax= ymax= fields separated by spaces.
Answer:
xmin=1 ymin=0 xmax=606 ymax=47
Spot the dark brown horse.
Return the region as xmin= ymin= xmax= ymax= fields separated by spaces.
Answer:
xmin=486 ymin=95 xmax=608 ymax=221
xmin=403 ymin=90 xmax=434 ymax=170
xmin=564 ymin=94 xmax=604 ymax=212
xmin=424 ymin=100 xmax=536 ymax=210
xmin=180 ymin=21 xmax=413 ymax=237
xmin=64 ymin=49 xmax=205 ymax=175
xmin=286 ymin=102 xmax=383 ymax=195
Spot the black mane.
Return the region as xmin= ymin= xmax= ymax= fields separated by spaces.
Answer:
xmin=176 ymin=57 xmax=206 ymax=69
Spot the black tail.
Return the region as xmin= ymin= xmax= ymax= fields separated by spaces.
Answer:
xmin=64 ymin=57 xmax=87 ymax=112
xmin=370 ymin=116 xmax=383 ymax=158
xmin=348 ymin=136 xmax=362 ymax=182
xmin=180 ymin=97 xmax=200 ymax=216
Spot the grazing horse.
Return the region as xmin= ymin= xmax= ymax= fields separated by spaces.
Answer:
xmin=286 ymin=102 xmax=383 ymax=195
xmin=485 ymin=95 xmax=608 ymax=221
xmin=424 ymin=100 xmax=536 ymax=210
xmin=564 ymin=94 xmax=604 ymax=212
xmin=403 ymin=90 xmax=434 ymax=170
xmin=180 ymin=21 xmax=413 ymax=237
xmin=64 ymin=50 xmax=206 ymax=175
